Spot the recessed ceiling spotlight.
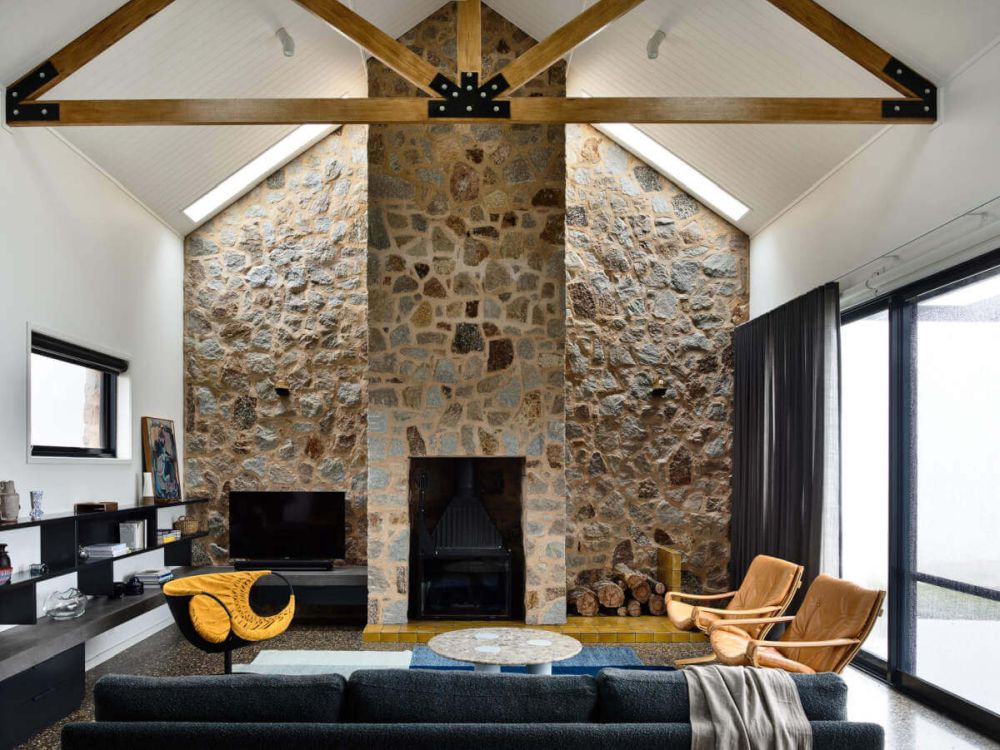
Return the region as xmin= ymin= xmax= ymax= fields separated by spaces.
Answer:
xmin=647 ymin=29 xmax=666 ymax=60
xmin=276 ymin=27 xmax=296 ymax=58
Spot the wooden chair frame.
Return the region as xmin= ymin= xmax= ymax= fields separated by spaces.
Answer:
xmin=5 ymin=0 xmax=937 ymax=127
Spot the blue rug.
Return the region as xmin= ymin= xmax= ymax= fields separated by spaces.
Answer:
xmin=409 ymin=646 xmax=674 ymax=675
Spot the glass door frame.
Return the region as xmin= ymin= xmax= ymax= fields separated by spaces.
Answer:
xmin=842 ymin=247 xmax=1000 ymax=742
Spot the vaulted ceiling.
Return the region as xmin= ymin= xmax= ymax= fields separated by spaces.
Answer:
xmin=3 ymin=0 xmax=1000 ymax=235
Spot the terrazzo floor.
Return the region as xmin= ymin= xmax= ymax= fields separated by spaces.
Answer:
xmin=18 ymin=623 xmax=998 ymax=749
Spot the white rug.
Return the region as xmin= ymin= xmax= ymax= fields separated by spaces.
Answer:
xmin=233 ymin=650 xmax=413 ymax=677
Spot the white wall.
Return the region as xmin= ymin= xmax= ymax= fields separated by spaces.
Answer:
xmin=0 ymin=125 xmax=184 ymax=636
xmin=750 ymin=39 xmax=1000 ymax=316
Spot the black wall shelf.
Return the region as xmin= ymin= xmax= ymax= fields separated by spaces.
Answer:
xmin=0 ymin=498 xmax=209 ymax=625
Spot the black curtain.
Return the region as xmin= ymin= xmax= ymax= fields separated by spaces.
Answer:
xmin=730 ymin=283 xmax=841 ymax=596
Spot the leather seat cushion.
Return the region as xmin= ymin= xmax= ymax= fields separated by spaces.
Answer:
xmin=666 ymin=599 xmax=696 ymax=630
xmin=692 ymin=610 xmax=721 ymax=632
xmin=709 ymin=625 xmax=752 ymax=667
xmin=778 ymin=575 xmax=882 ymax=673
xmin=755 ymin=646 xmax=816 ymax=674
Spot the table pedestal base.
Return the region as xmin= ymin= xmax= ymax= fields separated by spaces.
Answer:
xmin=526 ymin=662 xmax=552 ymax=675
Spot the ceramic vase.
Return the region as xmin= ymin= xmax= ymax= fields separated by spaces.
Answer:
xmin=29 ymin=490 xmax=44 ymax=521
xmin=0 ymin=481 xmax=20 ymax=523
xmin=0 ymin=543 xmax=11 ymax=586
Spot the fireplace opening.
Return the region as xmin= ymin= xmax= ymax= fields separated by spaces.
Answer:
xmin=408 ymin=457 xmax=525 ymax=620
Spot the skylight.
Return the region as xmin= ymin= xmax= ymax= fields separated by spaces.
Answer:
xmin=183 ymin=124 xmax=336 ymax=224
xmin=593 ymin=122 xmax=750 ymax=223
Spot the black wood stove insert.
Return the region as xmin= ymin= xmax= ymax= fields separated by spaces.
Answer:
xmin=413 ymin=458 xmax=513 ymax=619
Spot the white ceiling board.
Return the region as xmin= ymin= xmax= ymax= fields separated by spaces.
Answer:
xmin=0 ymin=0 xmax=127 ymax=85
xmin=817 ymin=0 xmax=1000 ymax=83
xmin=2 ymin=0 xmax=1000 ymax=236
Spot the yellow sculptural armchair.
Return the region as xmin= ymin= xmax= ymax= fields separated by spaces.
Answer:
xmin=665 ymin=554 xmax=804 ymax=667
xmin=163 ymin=571 xmax=295 ymax=673
xmin=707 ymin=574 xmax=886 ymax=674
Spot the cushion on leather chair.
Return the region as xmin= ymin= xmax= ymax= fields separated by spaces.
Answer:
xmin=775 ymin=575 xmax=883 ymax=673
xmin=709 ymin=625 xmax=753 ymax=666
xmin=726 ymin=555 xmax=802 ymax=637
xmin=163 ymin=572 xmax=295 ymax=644
xmin=666 ymin=599 xmax=697 ymax=630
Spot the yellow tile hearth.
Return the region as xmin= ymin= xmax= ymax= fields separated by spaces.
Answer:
xmin=362 ymin=616 xmax=707 ymax=645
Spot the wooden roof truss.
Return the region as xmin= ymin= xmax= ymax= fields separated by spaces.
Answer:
xmin=5 ymin=0 xmax=937 ymax=127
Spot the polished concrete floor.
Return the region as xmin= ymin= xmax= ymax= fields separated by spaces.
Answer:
xmin=20 ymin=623 xmax=999 ymax=749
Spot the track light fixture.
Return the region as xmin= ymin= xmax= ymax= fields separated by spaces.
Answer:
xmin=276 ymin=27 xmax=295 ymax=58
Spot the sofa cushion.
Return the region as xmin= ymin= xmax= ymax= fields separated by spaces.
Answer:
xmin=347 ymin=670 xmax=598 ymax=723
xmin=94 ymin=674 xmax=346 ymax=723
xmin=596 ymin=669 xmax=847 ymax=722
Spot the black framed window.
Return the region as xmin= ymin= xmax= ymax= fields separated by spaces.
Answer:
xmin=29 ymin=332 xmax=128 ymax=459
xmin=839 ymin=248 xmax=1000 ymax=741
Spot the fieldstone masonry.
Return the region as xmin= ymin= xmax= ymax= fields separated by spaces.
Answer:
xmin=183 ymin=127 xmax=370 ymax=565
xmin=365 ymin=3 xmax=568 ymax=625
xmin=564 ymin=125 xmax=749 ymax=593
xmin=181 ymin=4 xmax=748 ymax=623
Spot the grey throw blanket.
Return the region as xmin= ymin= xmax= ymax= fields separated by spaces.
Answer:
xmin=685 ymin=665 xmax=812 ymax=750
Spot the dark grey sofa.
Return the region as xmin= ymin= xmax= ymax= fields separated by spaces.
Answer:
xmin=61 ymin=668 xmax=884 ymax=749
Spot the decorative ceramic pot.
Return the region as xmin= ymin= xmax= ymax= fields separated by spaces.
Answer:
xmin=43 ymin=588 xmax=88 ymax=620
xmin=0 ymin=481 xmax=20 ymax=523
xmin=0 ymin=544 xmax=11 ymax=586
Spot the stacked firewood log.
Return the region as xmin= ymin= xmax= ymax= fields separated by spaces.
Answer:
xmin=570 ymin=563 xmax=669 ymax=617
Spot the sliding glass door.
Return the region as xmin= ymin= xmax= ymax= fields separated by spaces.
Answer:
xmin=907 ymin=270 xmax=1000 ymax=716
xmin=839 ymin=250 xmax=1000 ymax=738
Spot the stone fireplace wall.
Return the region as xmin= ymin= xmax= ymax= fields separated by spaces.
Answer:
xmin=183 ymin=127 xmax=369 ymax=565
xmin=564 ymin=125 xmax=749 ymax=593
xmin=366 ymin=2 xmax=567 ymax=625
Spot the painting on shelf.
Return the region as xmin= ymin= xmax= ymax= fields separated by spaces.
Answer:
xmin=141 ymin=417 xmax=181 ymax=501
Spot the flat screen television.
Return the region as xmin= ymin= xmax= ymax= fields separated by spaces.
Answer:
xmin=229 ymin=491 xmax=346 ymax=562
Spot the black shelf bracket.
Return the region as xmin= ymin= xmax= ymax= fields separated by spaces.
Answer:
xmin=428 ymin=72 xmax=511 ymax=119
xmin=882 ymin=58 xmax=937 ymax=121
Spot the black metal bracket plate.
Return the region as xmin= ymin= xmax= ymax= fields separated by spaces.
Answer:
xmin=882 ymin=57 xmax=936 ymax=120
xmin=6 ymin=102 xmax=61 ymax=124
xmin=6 ymin=60 xmax=58 ymax=105
xmin=428 ymin=71 xmax=511 ymax=119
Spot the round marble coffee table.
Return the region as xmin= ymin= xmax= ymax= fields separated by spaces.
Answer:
xmin=428 ymin=627 xmax=582 ymax=675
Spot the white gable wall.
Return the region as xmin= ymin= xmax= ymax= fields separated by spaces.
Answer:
xmin=0 ymin=125 xmax=184 ymax=650
xmin=750 ymin=39 xmax=1000 ymax=316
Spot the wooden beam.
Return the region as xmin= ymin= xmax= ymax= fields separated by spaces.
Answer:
xmin=292 ymin=0 xmax=443 ymax=96
xmin=7 ymin=0 xmax=176 ymax=101
xmin=457 ymin=0 xmax=482 ymax=76
xmin=509 ymin=96 xmax=923 ymax=123
xmin=764 ymin=0 xmax=924 ymax=97
xmin=497 ymin=0 xmax=646 ymax=94
xmin=6 ymin=96 xmax=934 ymax=127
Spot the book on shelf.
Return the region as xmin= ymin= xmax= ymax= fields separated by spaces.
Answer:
xmin=156 ymin=529 xmax=179 ymax=545
xmin=83 ymin=542 xmax=130 ymax=558
xmin=134 ymin=568 xmax=174 ymax=585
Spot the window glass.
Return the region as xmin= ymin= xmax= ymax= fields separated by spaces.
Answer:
xmin=911 ymin=270 xmax=1000 ymax=713
xmin=30 ymin=353 xmax=105 ymax=449
xmin=839 ymin=309 xmax=890 ymax=660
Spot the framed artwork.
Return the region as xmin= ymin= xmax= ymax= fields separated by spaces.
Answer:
xmin=141 ymin=417 xmax=181 ymax=501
